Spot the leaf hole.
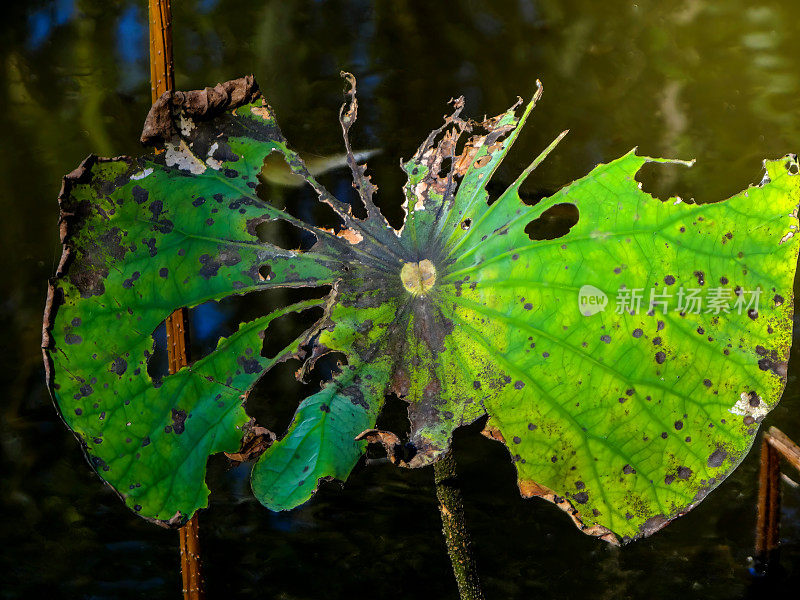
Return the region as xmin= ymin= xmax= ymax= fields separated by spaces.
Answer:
xmin=525 ymin=203 xmax=579 ymax=241
xmin=634 ymin=162 xmax=694 ymax=202
xmin=374 ymin=393 xmax=412 ymax=440
xmin=146 ymin=321 xmax=169 ymax=383
xmin=257 ymin=294 xmax=327 ymax=363
xmin=259 ymin=265 xmax=273 ymax=281
xmin=438 ymin=156 xmax=454 ymax=179
xmin=246 ymin=351 xmax=346 ymax=437
xmin=321 ymin=169 xmax=369 ymax=220
xmin=254 ymin=218 xmax=318 ymax=251
xmin=256 ymin=173 xmax=347 ymax=233
xmin=146 ymin=286 xmax=330 ymax=383
xmin=485 ymin=179 xmax=551 ymax=207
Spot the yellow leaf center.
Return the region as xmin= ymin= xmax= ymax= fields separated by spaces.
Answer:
xmin=400 ymin=259 xmax=436 ymax=296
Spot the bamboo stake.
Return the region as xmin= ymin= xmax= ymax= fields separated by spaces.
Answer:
xmin=752 ymin=425 xmax=800 ymax=575
xmin=148 ymin=2 xmax=204 ymax=598
xmin=754 ymin=434 xmax=781 ymax=574
xmin=434 ymin=450 xmax=484 ymax=600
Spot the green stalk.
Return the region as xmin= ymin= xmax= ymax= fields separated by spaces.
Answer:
xmin=434 ymin=449 xmax=485 ymax=600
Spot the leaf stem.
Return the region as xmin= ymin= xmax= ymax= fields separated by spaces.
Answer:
xmin=434 ymin=449 xmax=484 ymax=600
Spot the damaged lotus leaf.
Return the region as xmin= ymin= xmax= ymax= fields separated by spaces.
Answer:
xmin=43 ymin=73 xmax=800 ymax=542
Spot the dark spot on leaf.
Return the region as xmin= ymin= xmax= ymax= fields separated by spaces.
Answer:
xmin=674 ymin=420 xmax=683 ymax=430
xmin=600 ymin=335 xmax=611 ymax=343
xmin=171 ymin=408 xmax=187 ymax=434
xmin=708 ymin=448 xmax=727 ymax=468
xmin=693 ymin=270 xmax=705 ymax=285
xmin=122 ymin=271 xmax=140 ymax=289
xmin=703 ymin=379 xmax=712 ymax=387
xmin=677 ymin=466 xmax=692 ymax=480
xmin=132 ymin=185 xmax=148 ymax=204
xmin=197 ymin=254 xmax=221 ymax=279
xmin=573 ymin=491 xmax=589 ymax=504
xmin=110 ymin=356 xmax=127 ymax=375
xmin=141 ymin=436 xmax=150 ymax=447
xmin=320 ymin=404 xmax=331 ymax=413
xmin=159 ymin=267 xmax=169 ymax=278
xmin=655 ymin=351 xmax=666 ymax=364
xmin=632 ymin=329 xmax=643 ymax=338
xmin=143 ymin=237 xmax=157 ymax=257
xmin=513 ymin=436 xmax=521 ymax=444
xmin=224 ymin=168 xmax=238 ymax=178
xmin=237 ymin=355 xmax=262 ymax=375
xmin=664 ymin=275 xmax=675 ymax=285
xmin=65 ymin=333 xmax=83 ymax=345
xmin=212 ymin=142 xmax=240 ymax=163
xmin=514 ymin=381 xmax=525 ymax=390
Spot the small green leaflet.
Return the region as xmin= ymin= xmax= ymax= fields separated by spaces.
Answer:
xmin=43 ymin=74 xmax=800 ymax=543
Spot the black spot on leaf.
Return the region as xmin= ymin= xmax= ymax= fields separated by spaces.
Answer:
xmin=708 ymin=448 xmax=727 ymax=468
xmin=171 ymin=408 xmax=187 ymax=434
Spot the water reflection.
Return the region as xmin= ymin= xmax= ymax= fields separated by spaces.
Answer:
xmin=2 ymin=0 xmax=800 ymax=598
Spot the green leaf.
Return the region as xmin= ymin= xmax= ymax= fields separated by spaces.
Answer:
xmin=44 ymin=74 xmax=800 ymax=542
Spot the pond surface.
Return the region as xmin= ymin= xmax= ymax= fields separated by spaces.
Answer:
xmin=2 ymin=1 xmax=800 ymax=598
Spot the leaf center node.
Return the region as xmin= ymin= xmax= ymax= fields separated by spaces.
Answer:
xmin=400 ymin=259 xmax=436 ymax=296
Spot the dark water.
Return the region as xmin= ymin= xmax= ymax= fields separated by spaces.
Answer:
xmin=2 ymin=1 xmax=800 ymax=598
